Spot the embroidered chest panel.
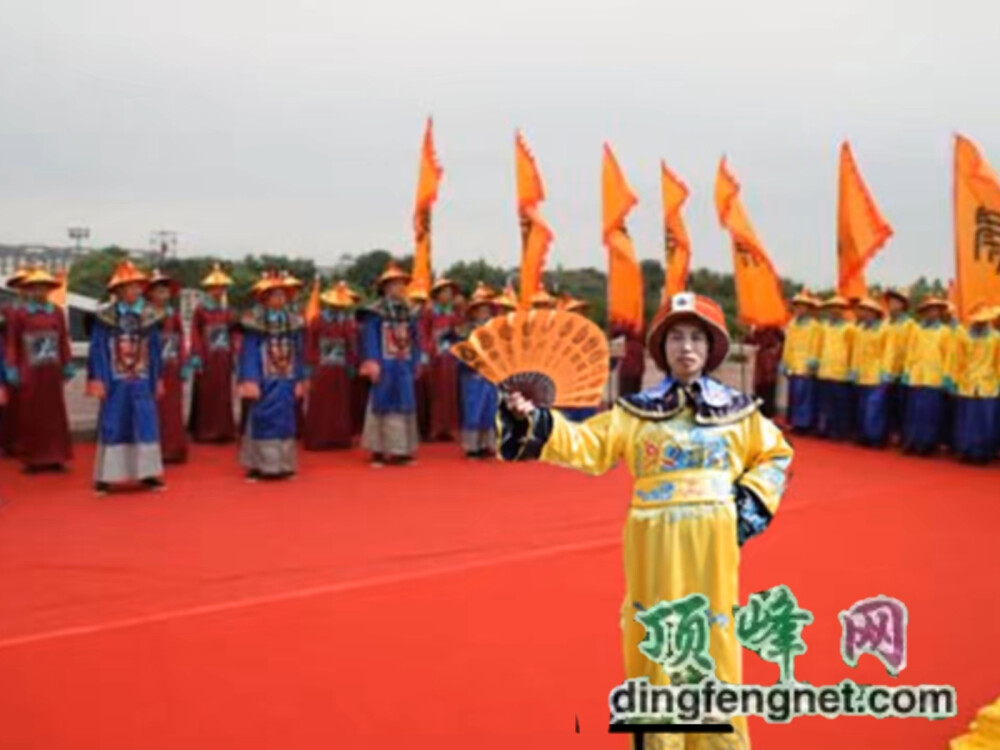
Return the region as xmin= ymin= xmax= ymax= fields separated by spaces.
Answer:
xmin=319 ymin=337 xmax=347 ymax=366
xmin=633 ymin=417 xmax=733 ymax=478
xmin=108 ymin=317 xmax=150 ymax=380
xmin=261 ymin=334 xmax=297 ymax=379
xmin=161 ymin=332 xmax=180 ymax=362
xmin=381 ymin=321 xmax=412 ymax=360
xmin=24 ymin=330 xmax=60 ymax=367
xmin=206 ymin=323 xmax=231 ymax=352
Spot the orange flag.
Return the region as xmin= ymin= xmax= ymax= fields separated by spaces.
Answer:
xmin=304 ymin=277 xmax=321 ymax=324
xmin=602 ymin=144 xmax=643 ymax=334
xmin=954 ymin=134 xmax=1000 ymax=322
xmin=661 ymin=162 xmax=691 ymax=299
xmin=47 ymin=267 xmax=68 ymax=308
xmin=515 ymin=132 xmax=554 ymax=308
xmin=714 ymin=158 xmax=789 ymax=327
xmin=412 ymin=117 xmax=443 ymax=296
xmin=837 ymin=142 xmax=893 ymax=300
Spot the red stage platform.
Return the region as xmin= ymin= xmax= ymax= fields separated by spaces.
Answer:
xmin=0 ymin=436 xmax=996 ymax=749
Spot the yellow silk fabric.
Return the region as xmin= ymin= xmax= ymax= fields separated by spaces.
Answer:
xmin=881 ymin=316 xmax=917 ymax=379
xmin=903 ymin=324 xmax=954 ymax=388
xmin=816 ymin=322 xmax=856 ymax=382
xmin=948 ymin=328 xmax=1000 ymax=397
xmin=850 ymin=322 xmax=887 ymax=386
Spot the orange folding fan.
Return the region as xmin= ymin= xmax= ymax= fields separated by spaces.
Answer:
xmin=450 ymin=309 xmax=609 ymax=408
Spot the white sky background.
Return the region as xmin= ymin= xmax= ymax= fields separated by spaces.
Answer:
xmin=1 ymin=0 xmax=997 ymax=286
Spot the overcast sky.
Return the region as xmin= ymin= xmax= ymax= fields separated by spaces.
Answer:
xmin=1 ymin=0 xmax=997 ymax=286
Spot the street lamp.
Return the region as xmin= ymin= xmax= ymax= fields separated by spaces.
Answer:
xmin=150 ymin=230 xmax=178 ymax=261
xmin=67 ymin=227 xmax=90 ymax=253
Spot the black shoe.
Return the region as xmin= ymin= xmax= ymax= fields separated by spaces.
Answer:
xmin=94 ymin=481 xmax=111 ymax=496
xmin=370 ymin=453 xmax=385 ymax=468
xmin=141 ymin=477 xmax=165 ymax=491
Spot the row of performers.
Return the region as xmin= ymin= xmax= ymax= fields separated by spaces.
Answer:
xmin=783 ymin=288 xmax=1000 ymax=463
xmin=0 ymin=260 xmax=587 ymax=492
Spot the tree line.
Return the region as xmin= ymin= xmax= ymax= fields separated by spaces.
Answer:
xmin=68 ymin=247 xmax=949 ymax=335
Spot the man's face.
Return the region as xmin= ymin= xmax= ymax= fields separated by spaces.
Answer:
xmin=435 ymin=287 xmax=453 ymax=305
xmin=385 ymin=280 xmax=406 ymax=301
xmin=208 ymin=286 xmax=226 ymax=301
xmin=24 ymin=284 xmax=49 ymax=303
xmin=150 ymin=284 xmax=171 ymax=306
xmin=265 ymin=289 xmax=287 ymax=310
xmin=887 ymin=297 xmax=905 ymax=316
xmin=119 ymin=283 xmax=143 ymax=305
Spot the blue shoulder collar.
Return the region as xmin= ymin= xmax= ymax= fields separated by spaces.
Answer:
xmin=617 ymin=376 xmax=759 ymax=424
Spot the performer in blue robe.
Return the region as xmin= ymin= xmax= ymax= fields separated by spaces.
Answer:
xmin=237 ymin=272 xmax=307 ymax=479
xmin=457 ymin=284 xmax=499 ymax=458
xmin=358 ymin=262 xmax=422 ymax=466
xmin=86 ymin=262 xmax=165 ymax=495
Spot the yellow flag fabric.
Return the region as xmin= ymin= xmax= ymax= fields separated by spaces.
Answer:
xmin=602 ymin=144 xmax=642 ymax=334
xmin=954 ymin=134 xmax=1000 ymax=322
xmin=837 ymin=142 xmax=893 ymax=300
xmin=714 ymin=158 xmax=790 ymax=327
xmin=515 ymin=132 xmax=554 ymax=309
xmin=412 ymin=117 xmax=443 ymax=296
xmin=661 ymin=162 xmax=691 ymax=298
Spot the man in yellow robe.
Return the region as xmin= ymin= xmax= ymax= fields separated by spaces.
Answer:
xmin=901 ymin=297 xmax=952 ymax=455
xmin=946 ymin=305 xmax=1000 ymax=462
xmin=849 ymin=296 xmax=889 ymax=446
xmin=499 ymin=293 xmax=793 ymax=750
xmin=879 ymin=287 xmax=916 ymax=444
xmin=815 ymin=296 xmax=856 ymax=440
xmin=781 ymin=290 xmax=822 ymax=433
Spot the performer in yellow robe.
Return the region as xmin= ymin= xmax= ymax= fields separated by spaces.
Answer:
xmin=901 ymin=297 xmax=952 ymax=455
xmin=499 ymin=293 xmax=794 ymax=750
xmin=849 ymin=296 xmax=889 ymax=447
xmin=946 ymin=306 xmax=1000 ymax=462
xmin=781 ymin=290 xmax=822 ymax=433
xmin=879 ymin=287 xmax=917 ymax=444
xmin=815 ymin=296 xmax=856 ymax=440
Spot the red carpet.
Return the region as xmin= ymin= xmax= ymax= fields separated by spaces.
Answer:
xmin=0 ymin=436 xmax=997 ymax=749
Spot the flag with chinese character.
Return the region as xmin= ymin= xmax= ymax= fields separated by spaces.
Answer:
xmin=837 ymin=142 xmax=893 ymax=301
xmin=603 ymin=143 xmax=643 ymax=334
xmin=661 ymin=161 xmax=691 ymax=299
xmin=714 ymin=158 xmax=789 ymax=327
xmin=412 ymin=117 xmax=443 ymax=297
xmin=516 ymin=131 xmax=554 ymax=308
xmin=954 ymin=134 xmax=1000 ymax=322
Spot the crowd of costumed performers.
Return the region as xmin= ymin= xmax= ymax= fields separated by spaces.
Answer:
xmin=0 ymin=258 xmax=617 ymax=494
xmin=782 ymin=287 xmax=1000 ymax=463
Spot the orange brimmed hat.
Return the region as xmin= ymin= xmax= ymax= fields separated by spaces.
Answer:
xmin=107 ymin=260 xmax=150 ymax=291
xmin=431 ymin=276 xmax=460 ymax=296
xmin=147 ymin=269 xmax=180 ymax=295
xmin=201 ymin=263 xmax=233 ymax=288
xmin=791 ymin=289 xmax=819 ymax=308
xmin=647 ymin=292 xmax=731 ymax=374
xmin=5 ymin=264 xmax=32 ymax=289
xmin=916 ymin=296 xmax=948 ymax=313
xmin=822 ymin=294 xmax=850 ymax=309
xmin=466 ymin=282 xmax=495 ymax=312
xmin=557 ymin=293 xmax=589 ymax=312
xmin=969 ymin=304 xmax=997 ymax=325
xmin=280 ymin=270 xmax=303 ymax=292
xmin=251 ymin=270 xmax=285 ymax=298
xmin=320 ymin=281 xmax=355 ymax=308
xmin=530 ymin=288 xmax=556 ymax=309
xmin=376 ymin=261 xmax=411 ymax=291
xmin=856 ymin=296 xmax=884 ymax=316
xmin=883 ymin=286 xmax=911 ymax=307
xmin=18 ymin=267 xmax=61 ymax=289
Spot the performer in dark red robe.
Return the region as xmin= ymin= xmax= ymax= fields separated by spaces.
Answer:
xmin=425 ymin=277 xmax=461 ymax=441
xmin=745 ymin=325 xmax=786 ymax=418
xmin=1 ymin=266 xmax=29 ymax=457
xmin=409 ymin=286 xmax=432 ymax=440
xmin=188 ymin=263 xmax=238 ymax=443
xmin=617 ymin=326 xmax=646 ymax=397
xmin=3 ymin=268 xmax=74 ymax=471
xmin=147 ymin=270 xmax=189 ymax=464
xmin=303 ymin=282 xmax=357 ymax=450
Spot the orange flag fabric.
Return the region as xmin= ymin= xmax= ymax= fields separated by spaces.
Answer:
xmin=412 ymin=117 xmax=443 ymax=296
xmin=47 ymin=267 xmax=68 ymax=308
xmin=714 ymin=158 xmax=789 ymax=328
xmin=837 ymin=142 xmax=893 ymax=301
xmin=515 ymin=132 xmax=554 ymax=308
xmin=304 ymin=277 xmax=321 ymax=324
xmin=661 ymin=162 xmax=691 ymax=299
xmin=954 ymin=134 xmax=1000 ymax=322
xmin=602 ymin=144 xmax=643 ymax=334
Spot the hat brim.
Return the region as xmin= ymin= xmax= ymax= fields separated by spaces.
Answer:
xmin=108 ymin=277 xmax=149 ymax=291
xmin=647 ymin=310 xmax=730 ymax=374
xmin=378 ymin=274 xmax=411 ymax=290
xmin=883 ymin=290 xmax=910 ymax=307
xmin=20 ymin=279 xmax=62 ymax=290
